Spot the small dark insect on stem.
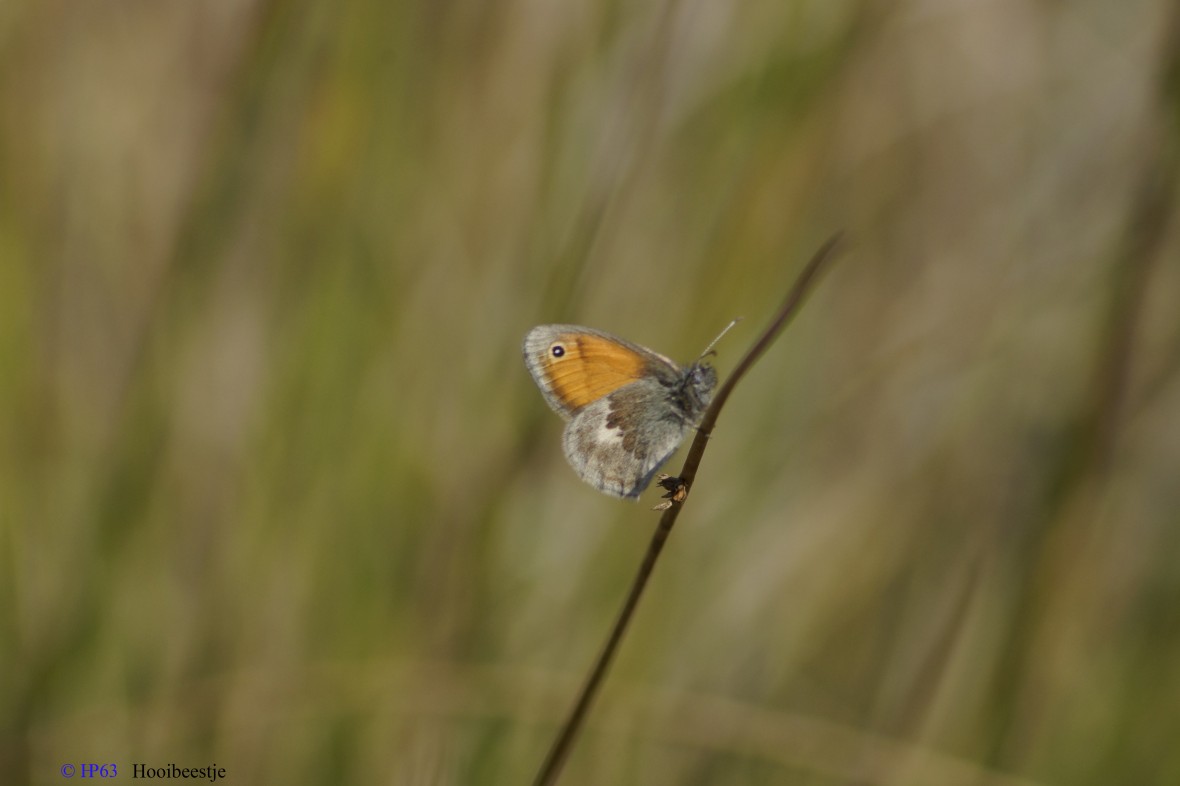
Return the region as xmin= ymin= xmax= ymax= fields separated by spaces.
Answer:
xmin=531 ymin=233 xmax=845 ymax=786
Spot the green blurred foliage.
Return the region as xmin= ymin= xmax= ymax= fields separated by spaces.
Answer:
xmin=2 ymin=1 xmax=1179 ymax=784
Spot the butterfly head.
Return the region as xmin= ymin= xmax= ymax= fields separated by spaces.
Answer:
xmin=674 ymin=318 xmax=738 ymax=420
xmin=676 ymin=359 xmax=718 ymax=423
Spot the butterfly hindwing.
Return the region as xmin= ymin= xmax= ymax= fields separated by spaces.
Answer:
xmin=561 ymin=381 xmax=692 ymax=499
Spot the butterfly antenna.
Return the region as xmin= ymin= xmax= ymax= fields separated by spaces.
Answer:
xmin=698 ymin=318 xmax=742 ymax=360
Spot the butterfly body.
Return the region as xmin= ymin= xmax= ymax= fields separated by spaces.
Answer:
xmin=523 ymin=325 xmax=717 ymax=499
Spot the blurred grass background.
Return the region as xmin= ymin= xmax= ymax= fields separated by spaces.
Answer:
xmin=2 ymin=1 xmax=1179 ymax=784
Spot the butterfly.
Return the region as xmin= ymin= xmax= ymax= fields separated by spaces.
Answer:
xmin=523 ymin=324 xmax=729 ymax=499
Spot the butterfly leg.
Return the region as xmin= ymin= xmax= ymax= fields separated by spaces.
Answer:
xmin=651 ymin=473 xmax=688 ymax=511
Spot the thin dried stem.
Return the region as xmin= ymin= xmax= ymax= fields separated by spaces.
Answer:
xmin=532 ymin=233 xmax=845 ymax=786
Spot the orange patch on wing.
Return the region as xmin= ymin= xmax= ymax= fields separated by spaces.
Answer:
xmin=543 ymin=333 xmax=650 ymax=411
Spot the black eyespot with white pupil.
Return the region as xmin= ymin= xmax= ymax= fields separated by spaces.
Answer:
xmin=550 ymin=343 xmax=565 ymax=358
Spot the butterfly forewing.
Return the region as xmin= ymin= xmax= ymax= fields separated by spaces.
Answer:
xmin=523 ymin=326 xmax=675 ymax=417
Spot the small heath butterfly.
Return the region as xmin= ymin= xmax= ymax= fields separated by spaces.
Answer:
xmin=523 ymin=324 xmax=732 ymax=499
